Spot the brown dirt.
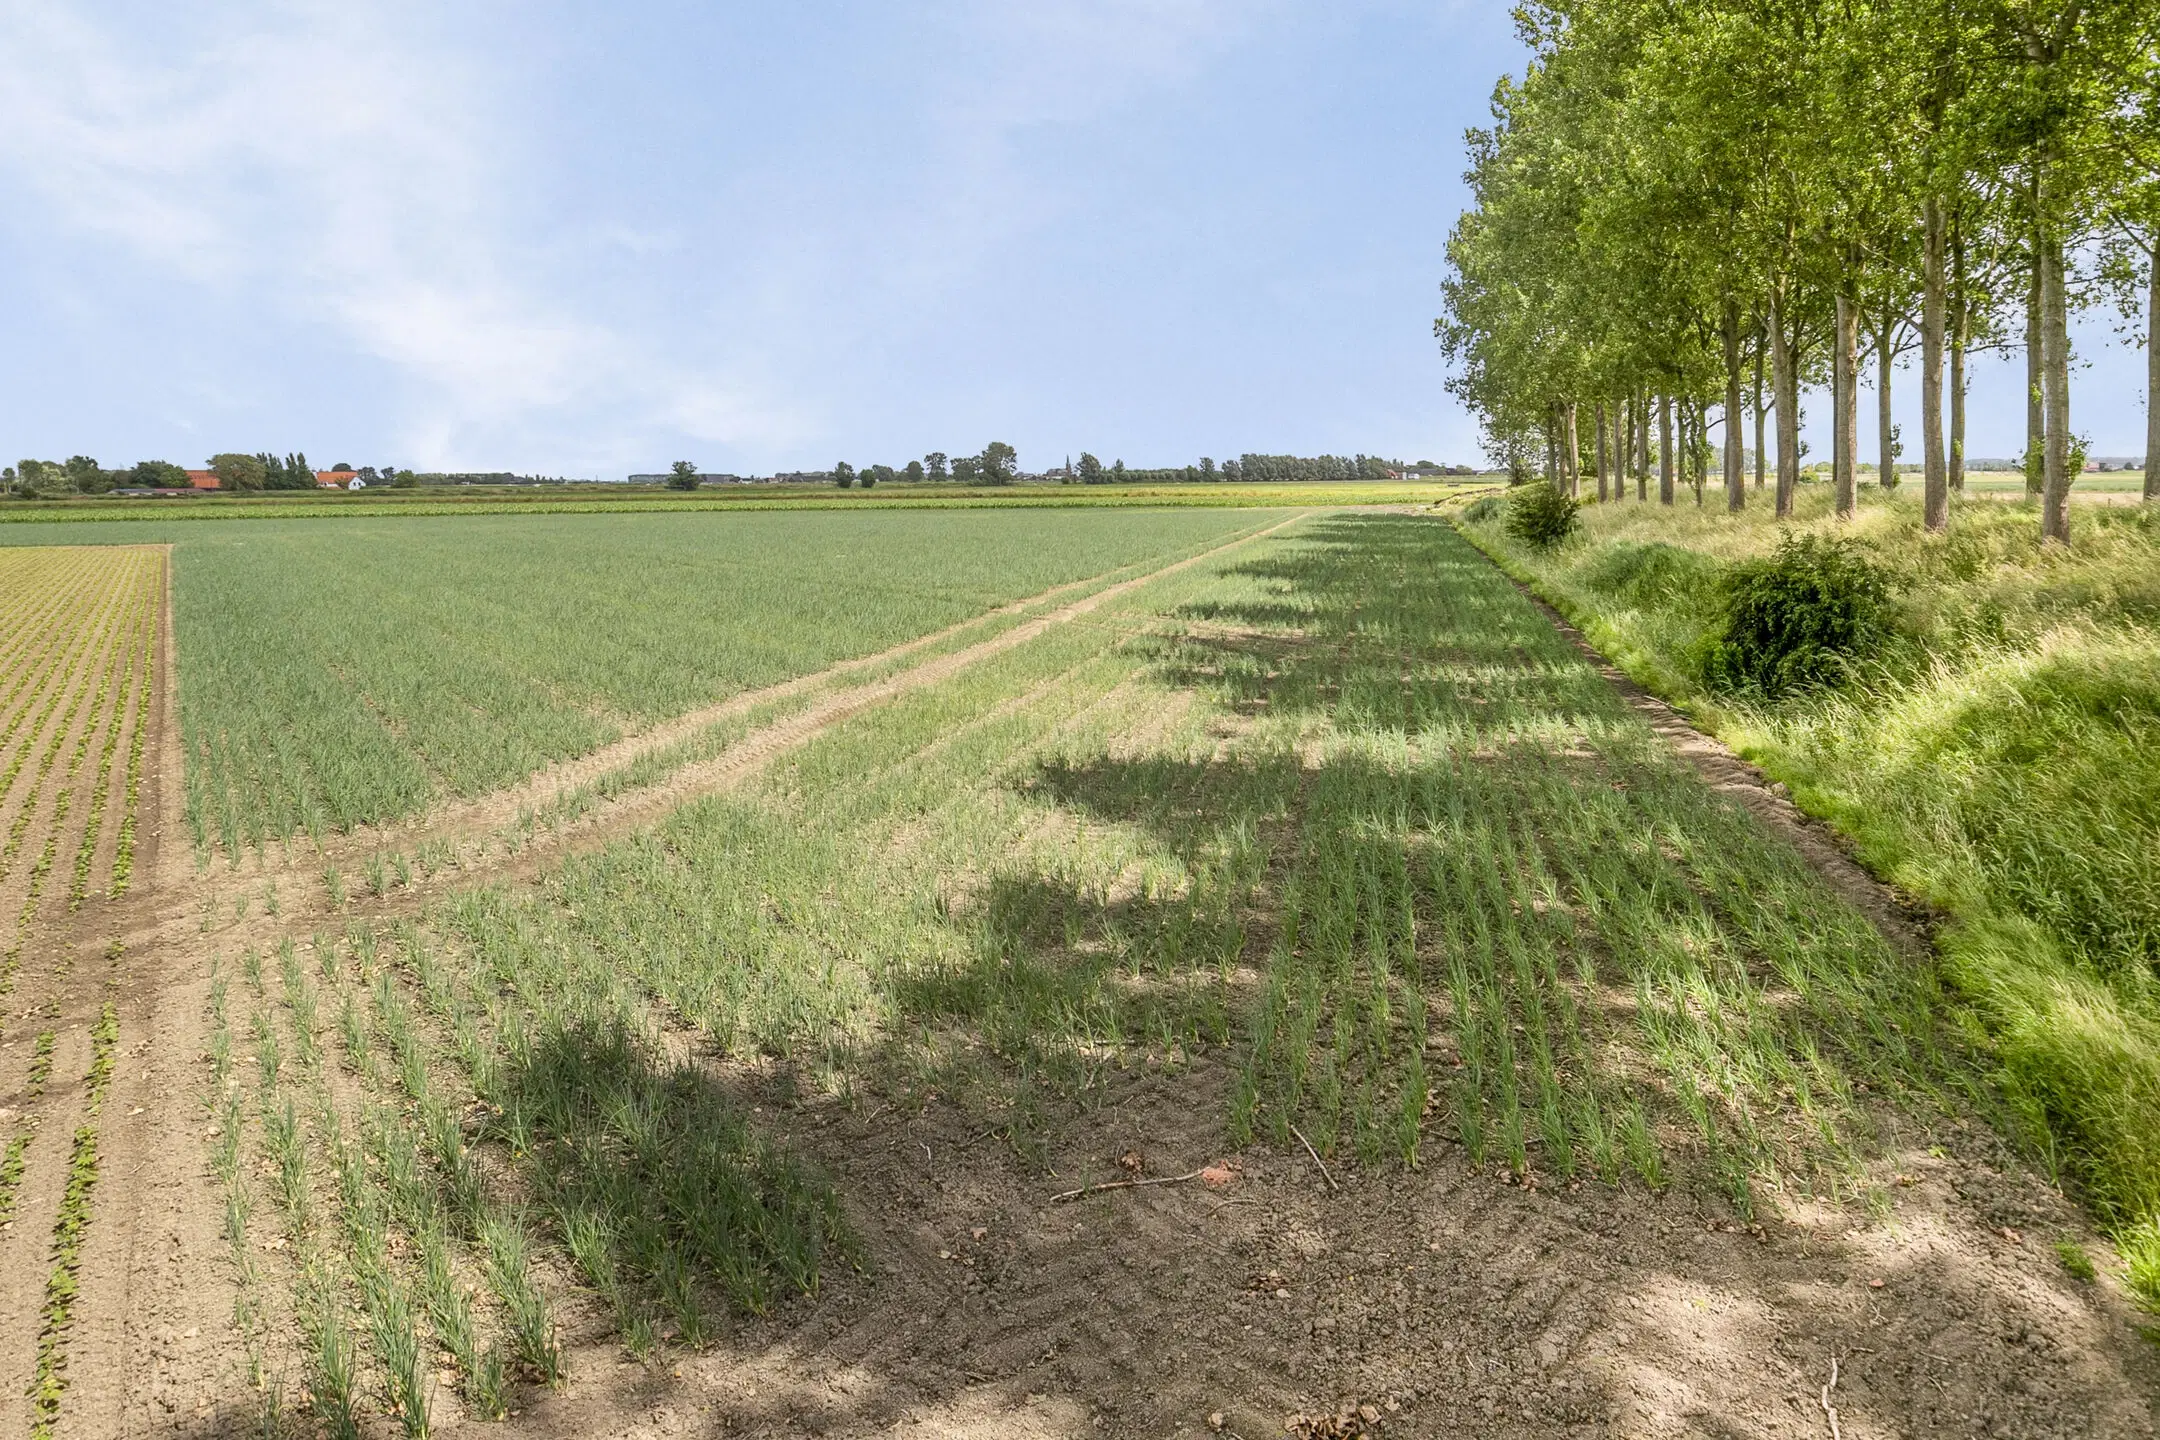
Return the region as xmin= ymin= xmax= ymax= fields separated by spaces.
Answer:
xmin=23 ymin=520 xmax=2160 ymax=1438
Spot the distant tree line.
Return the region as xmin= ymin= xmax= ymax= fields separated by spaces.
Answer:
xmin=832 ymin=441 xmax=1018 ymax=488
xmin=1060 ymin=452 xmax=1463 ymax=485
xmin=2 ymin=453 xmax=419 ymax=497
xmin=818 ymin=447 xmax=1465 ymax=489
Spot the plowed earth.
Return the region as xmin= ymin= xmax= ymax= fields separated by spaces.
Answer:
xmin=8 ymin=521 xmax=2156 ymax=1440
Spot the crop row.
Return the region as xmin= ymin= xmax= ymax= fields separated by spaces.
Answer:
xmin=0 ymin=550 xmax=160 ymax=1000
xmin=165 ymin=508 xmax=1273 ymax=855
xmin=421 ymin=516 xmax=1961 ymax=1204
xmin=217 ymin=514 xmax=1965 ymax=1385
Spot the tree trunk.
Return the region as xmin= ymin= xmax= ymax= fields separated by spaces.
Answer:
xmin=1692 ymin=399 xmax=1707 ymax=506
xmin=2147 ymin=239 xmax=2159 ymax=504
xmin=1922 ymin=196 xmax=1948 ymax=532
xmin=1572 ymin=403 xmax=1589 ymax=498
xmin=1876 ymin=320 xmax=1897 ymax=488
xmin=1722 ymin=299 xmax=1745 ymax=511
xmin=1658 ymin=392 xmax=1675 ymax=505
xmin=1546 ymin=417 xmax=1560 ymax=494
xmin=1611 ymin=397 xmax=1625 ymax=502
xmin=2039 ymin=195 xmax=2073 ymax=543
xmin=1950 ymin=214 xmax=1968 ymax=492
xmin=1771 ymin=297 xmax=1799 ymax=518
xmin=2026 ymin=216 xmax=2046 ymax=494
xmin=1753 ymin=329 xmax=1767 ymax=492
xmin=1835 ymin=286 xmax=1858 ymax=519
xmin=1637 ymin=388 xmax=1650 ymax=502
xmin=1595 ymin=401 xmax=1610 ymax=503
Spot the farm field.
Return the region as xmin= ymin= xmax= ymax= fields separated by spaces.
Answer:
xmin=0 ymin=478 xmax=1484 ymax=527
xmin=9 ymin=508 xmax=1299 ymax=855
xmin=1960 ymin=472 xmax=2149 ymax=502
xmin=38 ymin=508 xmax=2150 ymax=1439
xmin=0 ymin=543 xmax=167 ymax=1433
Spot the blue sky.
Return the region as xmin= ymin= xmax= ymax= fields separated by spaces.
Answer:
xmin=0 ymin=2 xmax=2148 ymax=477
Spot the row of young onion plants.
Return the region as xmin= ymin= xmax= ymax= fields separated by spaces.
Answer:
xmin=212 ymin=927 xmax=568 ymax=1437
xmin=426 ymin=545 xmax=1301 ymax=1172
xmin=209 ymin=890 xmax=857 ymax=1429
xmin=1216 ymin=517 xmax=1967 ymax=1215
xmin=174 ymin=507 xmax=1273 ymax=857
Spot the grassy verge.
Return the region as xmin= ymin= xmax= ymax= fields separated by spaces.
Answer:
xmin=1455 ymin=486 xmax=2160 ymax=1302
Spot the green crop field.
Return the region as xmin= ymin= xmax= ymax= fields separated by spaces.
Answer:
xmin=5 ymin=508 xmax=1301 ymax=854
xmin=188 ymin=511 xmax=1989 ymax=1430
xmin=0 ymin=477 xmax=1480 ymax=526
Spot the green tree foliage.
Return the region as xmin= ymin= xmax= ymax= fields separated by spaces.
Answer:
xmin=1077 ymin=452 xmax=1105 ymax=485
xmin=667 ymin=461 xmax=702 ymax=491
xmin=1694 ymin=534 xmax=1892 ymax=696
xmin=924 ymin=452 xmax=948 ymax=480
xmin=64 ymin=455 xmax=111 ymax=493
xmin=208 ymin=453 xmax=268 ymax=492
xmin=128 ymin=460 xmax=189 ymax=488
xmin=903 ymin=459 xmax=924 ymax=483
xmin=979 ymin=441 xmax=1018 ymax=484
xmin=1438 ymin=1 xmax=2158 ymax=540
xmin=832 ymin=462 xmax=856 ymax=489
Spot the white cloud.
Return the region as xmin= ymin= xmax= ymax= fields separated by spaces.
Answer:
xmin=0 ymin=0 xmax=787 ymax=467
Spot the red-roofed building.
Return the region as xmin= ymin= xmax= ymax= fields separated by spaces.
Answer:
xmin=184 ymin=469 xmax=220 ymax=491
xmin=317 ymin=468 xmax=363 ymax=490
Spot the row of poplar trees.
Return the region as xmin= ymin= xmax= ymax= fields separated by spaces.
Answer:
xmin=1436 ymin=1 xmax=2159 ymax=542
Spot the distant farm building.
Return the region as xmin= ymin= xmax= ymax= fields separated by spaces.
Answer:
xmin=317 ymin=469 xmax=365 ymax=490
xmin=184 ymin=470 xmax=220 ymax=491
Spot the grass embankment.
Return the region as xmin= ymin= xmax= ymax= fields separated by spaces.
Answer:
xmin=1457 ymin=487 xmax=2160 ymax=1301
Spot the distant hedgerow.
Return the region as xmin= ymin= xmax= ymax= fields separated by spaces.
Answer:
xmin=1696 ymin=533 xmax=1891 ymax=697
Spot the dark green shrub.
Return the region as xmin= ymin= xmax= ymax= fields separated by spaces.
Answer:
xmin=1697 ymin=533 xmax=1891 ymax=696
xmin=1505 ymin=484 xmax=1580 ymax=548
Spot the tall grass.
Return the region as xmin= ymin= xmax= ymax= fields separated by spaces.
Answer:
xmin=1460 ymin=488 xmax=2160 ymax=1300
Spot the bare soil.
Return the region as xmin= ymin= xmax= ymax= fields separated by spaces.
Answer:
xmin=23 ymin=525 xmax=2160 ymax=1438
